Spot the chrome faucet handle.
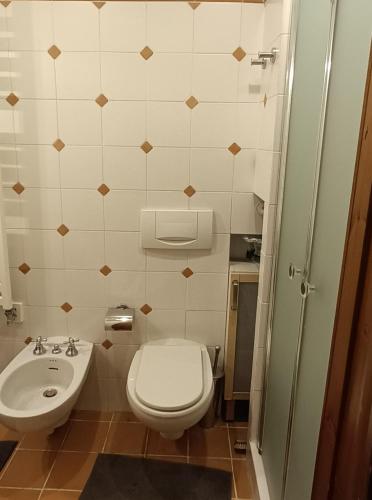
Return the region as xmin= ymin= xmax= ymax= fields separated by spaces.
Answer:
xmin=65 ymin=337 xmax=79 ymax=357
xmin=32 ymin=336 xmax=47 ymax=355
xmin=51 ymin=344 xmax=62 ymax=354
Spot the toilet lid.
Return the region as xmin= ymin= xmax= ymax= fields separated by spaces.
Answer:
xmin=135 ymin=345 xmax=204 ymax=411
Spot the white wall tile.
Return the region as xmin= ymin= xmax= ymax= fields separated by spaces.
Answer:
xmin=28 ymin=306 xmax=68 ymax=338
xmin=22 ymin=188 xmax=61 ymax=229
xmin=147 ymin=147 xmax=189 ymax=191
xmin=105 ymin=232 xmax=145 ymax=271
xmin=238 ymin=59 xmax=263 ymax=103
xmin=17 ymin=145 xmax=60 ymax=189
xmin=148 ymin=53 xmax=192 ymax=102
xmin=64 ymin=270 xmax=108 ymax=308
xmin=251 ymin=346 xmax=265 ymax=390
xmin=231 ymin=193 xmax=263 ymax=234
xmin=191 ymin=103 xmax=236 ymax=148
xmin=7 ymin=229 xmax=24 ymax=268
xmin=60 ymin=146 xmax=102 ymax=189
xmin=26 ymin=269 xmax=66 ymax=306
xmin=192 ymin=55 xmax=238 ymax=103
xmin=103 ymin=147 xmax=146 ymax=190
xmin=233 ymin=149 xmax=256 ymax=193
xmin=0 ymin=145 xmax=17 ymax=186
xmin=254 ymin=150 xmax=280 ymax=203
xmin=0 ymin=100 xmax=15 ymax=144
xmin=102 ymin=101 xmax=146 ymax=147
xmin=100 ymin=2 xmax=146 ymax=52
xmin=147 ymin=309 xmax=185 ymax=340
xmin=185 ymin=310 xmax=226 ymax=346
xmin=104 ymin=190 xmax=146 ymax=231
xmin=7 ymin=1 xmax=53 ymax=51
xmin=53 ymin=1 xmax=99 ymax=51
xmin=64 ymin=231 xmax=105 ymax=270
xmin=188 ymin=234 xmax=230 ymax=273
xmin=107 ymin=271 xmax=146 ymax=308
xmin=146 ymin=249 xmax=188 ymax=272
xmin=147 ymin=272 xmax=186 ymax=309
xmin=58 ymin=100 xmax=101 ymax=146
xmin=10 ymin=268 xmax=27 ymax=303
xmin=194 ymin=3 xmax=241 ymax=53
xmin=4 ymin=188 xmax=24 ymax=230
xmin=147 ymin=102 xmax=191 ymax=147
xmin=237 ymin=102 xmax=261 ymax=148
xmin=190 ymin=148 xmax=233 ymax=192
xmin=189 ymin=192 xmax=231 ymax=234
xmin=261 ymin=34 xmax=289 ymax=98
xmin=147 ymin=2 xmax=193 ymax=53
xmin=55 ymin=52 xmax=101 ymax=100
xmin=11 ymin=51 xmax=56 ymax=99
xmin=258 ymin=252 xmax=273 ymax=303
xmin=67 ymin=307 xmax=106 ymax=344
xmin=146 ymin=190 xmax=188 ymax=210
xmin=258 ymin=95 xmax=284 ymax=151
xmin=14 ymin=100 xmax=57 ymax=145
xmin=241 ymin=4 xmax=265 ymax=54
xmin=101 ymin=53 xmax=147 ymax=101
xmin=261 ymin=204 xmax=277 ymax=256
xmin=62 ymin=189 xmax=104 ymax=230
xmin=255 ymin=298 xmax=269 ymax=348
xmin=23 ymin=229 xmax=64 ymax=269
xmin=186 ymin=273 xmax=228 ymax=311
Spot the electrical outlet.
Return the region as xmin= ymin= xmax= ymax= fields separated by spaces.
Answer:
xmin=11 ymin=302 xmax=24 ymax=323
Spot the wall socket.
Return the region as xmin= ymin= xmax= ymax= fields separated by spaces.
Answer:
xmin=4 ymin=302 xmax=24 ymax=324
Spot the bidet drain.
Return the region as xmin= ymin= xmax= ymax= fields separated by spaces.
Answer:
xmin=43 ymin=388 xmax=58 ymax=398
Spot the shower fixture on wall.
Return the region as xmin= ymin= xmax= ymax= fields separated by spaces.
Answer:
xmin=251 ymin=47 xmax=279 ymax=68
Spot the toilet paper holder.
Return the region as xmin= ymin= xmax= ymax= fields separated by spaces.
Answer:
xmin=105 ymin=305 xmax=135 ymax=332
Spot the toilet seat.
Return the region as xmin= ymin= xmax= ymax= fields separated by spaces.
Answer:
xmin=135 ymin=344 xmax=203 ymax=411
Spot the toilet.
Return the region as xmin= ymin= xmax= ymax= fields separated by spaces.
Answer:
xmin=0 ymin=336 xmax=93 ymax=433
xmin=126 ymin=338 xmax=214 ymax=439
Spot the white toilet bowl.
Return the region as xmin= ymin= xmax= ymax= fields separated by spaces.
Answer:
xmin=0 ymin=336 xmax=93 ymax=433
xmin=127 ymin=338 xmax=214 ymax=440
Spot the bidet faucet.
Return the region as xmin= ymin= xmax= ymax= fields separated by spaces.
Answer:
xmin=33 ymin=336 xmax=47 ymax=355
xmin=65 ymin=337 xmax=79 ymax=357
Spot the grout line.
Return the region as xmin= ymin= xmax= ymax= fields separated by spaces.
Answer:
xmin=227 ymin=425 xmax=238 ymax=499
xmin=101 ymin=411 xmax=115 ymax=453
xmin=143 ymin=427 xmax=150 ymax=457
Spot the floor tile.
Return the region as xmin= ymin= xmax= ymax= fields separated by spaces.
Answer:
xmin=146 ymin=430 xmax=187 ymax=456
xmin=112 ymin=411 xmax=140 ymax=423
xmin=20 ymin=424 xmax=68 ymax=451
xmin=189 ymin=427 xmax=230 ymax=458
xmin=147 ymin=455 xmax=187 ymax=463
xmin=40 ymin=490 xmax=81 ymax=499
xmin=61 ymin=421 xmax=109 ymax=452
xmin=46 ymin=451 xmax=97 ymax=490
xmin=232 ymin=459 xmax=253 ymax=499
xmin=0 ymin=423 xmax=23 ymax=442
xmin=0 ymin=450 xmax=56 ymax=488
xmin=104 ymin=422 xmax=147 ymax=455
xmin=228 ymin=427 xmax=249 ymax=459
xmin=228 ymin=419 xmax=248 ymax=428
xmin=0 ymin=489 xmax=41 ymax=500
xmin=70 ymin=409 xmax=113 ymax=421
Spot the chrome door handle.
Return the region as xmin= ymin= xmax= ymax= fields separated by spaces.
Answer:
xmin=288 ymin=263 xmax=302 ymax=280
xmin=300 ymin=280 xmax=316 ymax=298
xmin=231 ymin=280 xmax=239 ymax=310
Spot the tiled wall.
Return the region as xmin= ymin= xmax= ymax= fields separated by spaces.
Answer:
xmin=0 ymin=0 xmax=265 ymax=410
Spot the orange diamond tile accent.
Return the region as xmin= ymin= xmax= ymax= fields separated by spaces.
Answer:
xmin=18 ymin=263 xmax=30 ymax=274
xmin=12 ymin=182 xmax=24 ymax=194
xmin=182 ymin=267 xmax=194 ymax=278
xmin=185 ymin=96 xmax=199 ymax=109
xmin=263 ymin=93 xmax=268 ymax=107
xmin=233 ymin=47 xmax=247 ymax=62
xmin=140 ymin=304 xmax=152 ymax=315
xmin=6 ymin=93 xmax=19 ymax=106
xmin=140 ymin=46 xmax=153 ymax=60
xmin=184 ymin=185 xmax=196 ymax=198
xmin=141 ymin=141 xmax=153 ymax=154
xmin=93 ymin=1 xmax=105 ymax=8
xmin=61 ymin=302 xmax=73 ymax=313
xmin=188 ymin=2 xmax=200 ymax=9
xmin=57 ymin=224 xmax=69 ymax=236
xmin=53 ymin=139 xmax=65 ymax=152
xmin=0 ymin=1 xmax=11 ymax=7
xmin=24 ymin=336 xmax=32 ymax=345
xmin=96 ymin=94 xmax=108 ymax=107
xmin=102 ymin=339 xmax=113 ymax=350
xmin=48 ymin=45 xmax=61 ymax=59
xmin=100 ymin=265 xmax=112 ymax=276
xmin=98 ymin=183 xmax=110 ymax=196
xmin=228 ymin=143 xmax=242 ymax=156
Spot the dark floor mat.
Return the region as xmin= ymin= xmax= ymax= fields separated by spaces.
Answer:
xmin=80 ymin=454 xmax=232 ymax=500
xmin=0 ymin=441 xmax=17 ymax=470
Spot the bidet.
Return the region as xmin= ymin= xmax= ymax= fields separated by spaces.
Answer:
xmin=0 ymin=336 xmax=93 ymax=433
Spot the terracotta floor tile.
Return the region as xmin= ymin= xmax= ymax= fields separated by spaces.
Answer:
xmin=70 ymin=409 xmax=113 ymax=421
xmin=61 ymin=421 xmax=109 ymax=452
xmin=190 ymin=458 xmax=235 ymax=497
xmin=0 ymin=423 xmax=23 ymax=442
xmin=112 ymin=411 xmax=140 ymax=423
xmin=0 ymin=450 xmax=56 ymax=488
xmin=228 ymin=419 xmax=248 ymax=428
xmin=233 ymin=459 xmax=253 ymax=499
xmin=40 ymin=490 xmax=81 ymax=499
xmin=189 ymin=427 xmax=230 ymax=458
xmin=228 ymin=427 xmax=249 ymax=459
xmin=104 ymin=422 xmax=147 ymax=455
xmin=46 ymin=451 xmax=97 ymax=490
xmin=0 ymin=489 xmax=41 ymax=500
xmin=147 ymin=455 xmax=187 ymax=463
xmin=20 ymin=423 xmax=68 ymax=451
xmin=146 ymin=430 xmax=187 ymax=456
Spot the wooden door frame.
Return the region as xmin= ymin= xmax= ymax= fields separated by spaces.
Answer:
xmin=312 ymin=43 xmax=372 ymax=500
